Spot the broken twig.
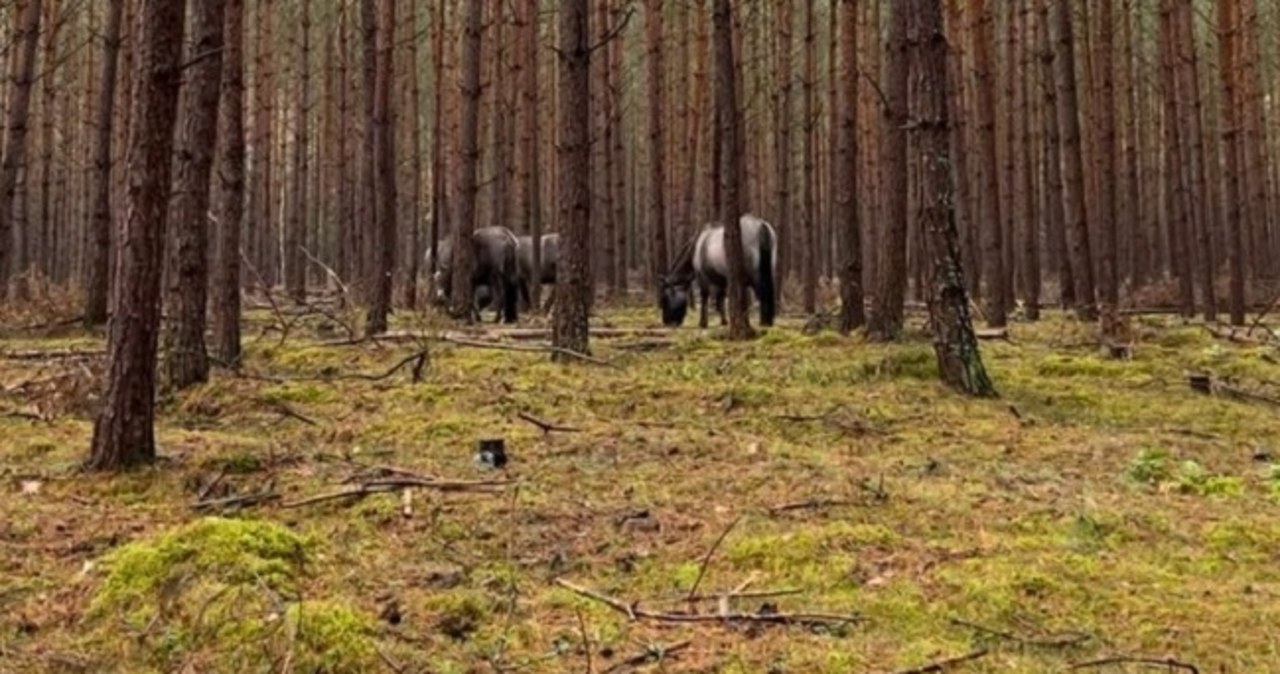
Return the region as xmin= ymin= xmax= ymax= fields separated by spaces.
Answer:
xmin=1068 ymin=655 xmax=1199 ymax=673
xmin=554 ymin=578 xmax=860 ymax=629
xmin=686 ymin=515 xmax=743 ymax=602
xmin=890 ymin=649 xmax=990 ymax=674
xmin=600 ymin=641 xmax=691 ymax=674
xmin=516 ymin=411 xmax=581 ymax=435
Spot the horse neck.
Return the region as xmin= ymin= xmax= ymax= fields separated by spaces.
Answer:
xmin=668 ymin=236 xmax=698 ymax=285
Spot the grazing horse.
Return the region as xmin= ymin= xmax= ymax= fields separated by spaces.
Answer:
xmin=659 ymin=214 xmax=778 ymax=328
xmin=514 ymin=233 xmax=560 ymax=312
xmin=427 ymin=226 xmax=522 ymax=323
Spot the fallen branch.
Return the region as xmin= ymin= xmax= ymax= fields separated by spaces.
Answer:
xmin=241 ymin=350 xmax=427 ymax=385
xmin=1068 ymin=655 xmax=1199 ymax=673
xmin=0 ymin=348 xmax=104 ymax=361
xmin=890 ymin=649 xmax=989 ymax=674
xmin=554 ymin=578 xmax=861 ymax=629
xmin=191 ymin=489 xmax=281 ymax=512
xmin=948 ymin=618 xmax=1090 ymax=649
xmin=686 ymin=516 xmax=743 ymax=602
xmin=282 ymin=477 xmax=511 ymax=509
xmin=975 ymin=327 xmax=1010 ymax=342
xmin=768 ymin=498 xmax=865 ymax=515
xmin=330 ymin=327 xmax=676 ymax=345
xmin=600 ymin=641 xmax=691 ymax=674
xmin=440 ymin=335 xmax=614 ymax=367
xmin=516 ymin=411 xmax=581 ymax=435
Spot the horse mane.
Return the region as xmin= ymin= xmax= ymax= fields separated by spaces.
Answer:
xmin=666 ymin=234 xmax=699 ymax=286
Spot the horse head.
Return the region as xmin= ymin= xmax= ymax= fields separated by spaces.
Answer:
xmin=658 ymin=275 xmax=691 ymax=327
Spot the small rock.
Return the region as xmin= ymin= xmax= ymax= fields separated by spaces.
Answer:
xmin=617 ymin=510 xmax=661 ymax=534
xmin=378 ymin=598 xmax=402 ymax=625
xmin=474 ymin=438 xmax=508 ymax=470
xmin=1252 ymin=448 xmax=1273 ymax=463
xmin=20 ymin=480 xmax=41 ymax=495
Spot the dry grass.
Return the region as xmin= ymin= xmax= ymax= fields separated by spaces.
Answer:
xmin=3 ymin=304 xmax=1280 ymax=673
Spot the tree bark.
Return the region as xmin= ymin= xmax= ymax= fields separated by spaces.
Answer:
xmin=365 ymin=0 xmax=395 ymax=335
xmin=866 ymin=0 xmax=909 ymax=340
xmin=646 ymin=0 xmax=667 ymax=296
xmin=552 ymin=0 xmax=592 ymax=357
xmin=82 ymin=0 xmax=123 ymax=327
xmin=212 ymin=0 xmax=245 ymax=365
xmin=1218 ymin=0 xmax=1245 ymax=325
xmin=969 ymin=0 xmax=1006 ymax=326
xmin=800 ymin=0 xmax=817 ymax=314
xmin=713 ymin=0 xmax=750 ymax=339
xmin=1049 ymin=0 xmax=1097 ymax=319
xmin=284 ymin=0 xmax=309 ymax=302
xmin=404 ymin=0 xmax=422 ymax=310
xmin=88 ymin=0 xmax=186 ymax=470
xmin=835 ymin=0 xmax=863 ymax=333
xmin=448 ymin=0 xmax=483 ymax=319
xmin=0 ymin=0 xmax=42 ymax=298
xmin=913 ymin=0 xmax=996 ymax=397
xmin=774 ymin=0 xmax=793 ymax=293
xmin=163 ymin=0 xmax=226 ymax=390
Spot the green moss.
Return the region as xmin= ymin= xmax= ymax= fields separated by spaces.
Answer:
xmin=92 ymin=517 xmax=309 ymax=623
xmin=423 ymin=589 xmax=493 ymax=641
xmin=1127 ymin=447 xmax=1172 ymax=485
xmin=282 ymin=601 xmax=378 ymax=672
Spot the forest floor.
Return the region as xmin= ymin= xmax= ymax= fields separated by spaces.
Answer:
xmin=2 ymin=301 xmax=1280 ymax=673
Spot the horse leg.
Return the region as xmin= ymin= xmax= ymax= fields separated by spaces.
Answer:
xmin=698 ymin=279 xmax=710 ymax=329
xmin=716 ymin=287 xmax=727 ymax=326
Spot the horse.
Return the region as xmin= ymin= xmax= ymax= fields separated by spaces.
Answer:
xmin=514 ymin=233 xmax=559 ymax=312
xmin=659 ymin=214 xmax=778 ymax=328
xmin=427 ymin=226 xmax=522 ymax=323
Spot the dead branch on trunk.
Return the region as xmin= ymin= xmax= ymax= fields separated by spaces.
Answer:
xmin=516 ymin=411 xmax=581 ymax=434
xmin=1068 ymin=655 xmax=1199 ymax=673
xmin=553 ymin=578 xmax=861 ymax=629
xmin=890 ymin=649 xmax=989 ymax=674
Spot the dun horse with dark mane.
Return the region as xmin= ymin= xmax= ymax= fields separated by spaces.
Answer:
xmin=659 ymin=215 xmax=778 ymax=328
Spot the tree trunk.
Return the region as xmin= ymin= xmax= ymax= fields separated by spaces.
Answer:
xmin=1158 ymin=0 xmax=1195 ymax=316
xmin=646 ymin=0 xmax=667 ymax=296
xmin=284 ymin=0 xmax=309 ymax=302
xmin=365 ymin=0 xmax=395 ymax=335
xmin=1017 ymin=0 xmax=1040 ymax=320
xmin=0 ymin=0 xmax=42 ymax=298
xmin=552 ymin=0 xmax=592 ymax=357
xmin=88 ymin=0 xmax=186 ymax=470
xmin=913 ymin=0 xmax=996 ymax=397
xmin=835 ymin=0 xmax=862 ymax=333
xmin=449 ymin=0 xmax=483 ymax=319
xmin=969 ymin=0 xmax=1006 ymax=326
xmin=1038 ymin=0 xmax=1071 ymax=309
xmin=404 ymin=0 xmax=422 ymax=310
xmin=429 ymin=0 xmax=446 ymax=278
xmin=517 ymin=0 xmax=542 ymax=309
xmin=774 ymin=0 xmax=792 ymax=294
xmin=82 ymin=0 xmax=123 ymax=327
xmin=1174 ymin=0 xmax=1215 ymax=320
xmin=163 ymin=0 xmax=225 ymax=390
xmin=1218 ymin=0 xmax=1245 ymax=325
xmin=713 ymin=0 xmax=750 ymax=339
xmin=866 ymin=0 xmax=909 ymax=340
xmin=800 ymin=0 xmax=817 ymax=314
xmin=1049 ymin=0 xmax=1097 ymax=319
xmin=212 ymin=0 xmax=245 ymax=365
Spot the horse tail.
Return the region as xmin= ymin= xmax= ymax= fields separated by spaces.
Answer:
xmin=758 ymin=223 xmax=777 ymax=326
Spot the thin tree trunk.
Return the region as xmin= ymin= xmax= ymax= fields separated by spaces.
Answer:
xmin=88 ymin=0 xmax=186 ymax=470
xmin=1049 ymin=0 xmax=1097 ymax=319
xmin=0 ymin=0 xmax=42 ymax=297
xmin=163 ymin=0 xmax=225 ymax=390
xmin=517 ymin=0 xmax=542 ymax=309
xmin=1017 ymin=0 xmax=1040 ymax=320
xmin=801 ymin=0 xmax=817 ymax=313
xmin=284 ymin=0 xmax=309 ymax=302
xmin=82 ymin=0 xmax=123 ymax=326
xmin=835 ymin=0 xmax=862 ymax=333
xmin=970 ymin=0 xmax=1006 ymax=326
xmin=448 ymin=0 xmax=483 ymax=319
xmin=429 ymin=0 xmax=445 ymax=278
xmin=713 ymin=0 xmax=750 ymax=339
xmin=1218 ymin=0 xmax=1245 ymax=324
xmin=552 ymin=0 xmax=592 ymax=357
xmin=213 ymin=0 xmax=245 ymax=365
xmin=646 ymin=0 xmax=667 ymax=296
xmin=1174 ymin=0 xmax=1215 ymax=320
xmin=1159 ymin=0 xmax=1195 ymax=315
xmin=365 ymin=0 xmax=395 ymax=335
xmin=866 ymin=0 xmax=909 ymax=340
xmin=774 ymin=0 xmax=792 ymax=295
xmin=913 ymin=0 xmax=996 ymax=397
xmin=405 ymin=0 xmax=422 ymax=309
